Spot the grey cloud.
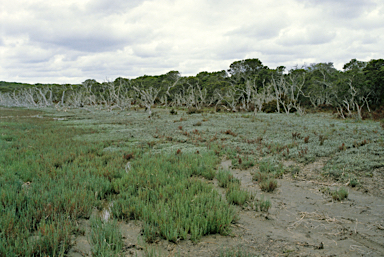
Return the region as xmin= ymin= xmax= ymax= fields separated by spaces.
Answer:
xmin=85 ymin=0 xmax=146 ymax=15
xmin=226 ymin=18 xmax=288 ymax=40
xmin=277 ymin=26 xmax=336 ymax=46
xmin=213 ymin=40 xmax=254 ymax=60
xmin=301 ymin=0 xmax=378 ymax=19
xmin=37 ymin=34 xmax=128 ymax=53
xmin=1 ymin=1 xmax=154 ymax=53
xmin=3 ymin=18 xmax=153 ymax=53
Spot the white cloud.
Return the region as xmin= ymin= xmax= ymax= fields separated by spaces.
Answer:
xmin=0 ymin=0 xmax=383 ymax=83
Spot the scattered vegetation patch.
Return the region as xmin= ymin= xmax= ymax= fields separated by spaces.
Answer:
xmin=90 ymin=217 xmax=123 ymax=256
xmin=232 ymin=156 xmax=255 ymax=170
xmin=259 ymin=178 xmax=278 ymax=192
xmin=348 ymin=176 xmax=359 ymax=187
xmin=258 ymin=158 xmax=286 ymax=178
xmin=332 ymin=187 xmax=349 ymax=201
xmin=320 ymin=186 xmax=349 ymax=201
xmin=254 ymin=196 xmax=271 ymax=212
xmin=226 ymin=183 xmax=254 ymax=206
xmin=216 ymin=169 xmax=240 ymax=188
xmin=112 ymin=152 xmax=236 ymax=243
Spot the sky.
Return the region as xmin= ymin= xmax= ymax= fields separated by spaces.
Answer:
xmin=1 ymin=0 xmax=383 ymax=84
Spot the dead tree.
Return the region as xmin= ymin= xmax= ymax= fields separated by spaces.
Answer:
xmin=133 ymin=85 xmax=160 ymax=116
xmin=251 ymin=80 xmax=274 ymax=114
xmin=214 ymin=84 xmax=240 ymax=112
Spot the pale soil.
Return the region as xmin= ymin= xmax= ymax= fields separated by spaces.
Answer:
xmin=69 ymin=159 xmax=384 ymax=257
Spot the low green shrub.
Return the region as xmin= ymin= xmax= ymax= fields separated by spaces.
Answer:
xmin=89 ymin=217 xmax=123 ymax=257
xmin=332 ymin=187 xmax=349 ymax=201
xmin=258 ymin=158 xmax=285 ymax=178
xmin=226 ymin=183 xmax=254 ymax=206
xmin=349 ymin=177 xmax=359 ymax=187
xmin=254 ymin=196 xmax=271 ymax=212
xmin=259 ymin=178 xmax=278 ymax=192
xmin=252 ymin=171 xmax=269 ymax=182
xmin=216 ymin=169 xmax=240 ymax=188
xmin=233 ymin=156 xmax=255 ymax=170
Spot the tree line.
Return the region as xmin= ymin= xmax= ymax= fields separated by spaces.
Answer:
xmin=1 ymin=58 xmax=383 ymax=119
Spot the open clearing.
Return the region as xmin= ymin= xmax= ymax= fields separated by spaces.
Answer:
xmin=1 ymin=106 xmax=384 ymax=256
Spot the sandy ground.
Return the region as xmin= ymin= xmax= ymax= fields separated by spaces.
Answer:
xmin=68 ymin=159 xmax=384 ymax=257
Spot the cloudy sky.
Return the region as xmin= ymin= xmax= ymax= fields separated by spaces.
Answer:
xmin=1 ymin=0 xmax=383 ymax=84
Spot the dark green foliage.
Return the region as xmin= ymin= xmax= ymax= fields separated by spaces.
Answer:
xmin=364 ymin=59 xmax=384 ymax=105
xmin=261 ymin=95 xmax=294 ymax=113
xmin=186 ymin=107 xmax=204 ymax=114
xmin=372 ymin=105 xmax=384 ymax=120
xmin=228 ymin=58 xmax=270 ymax=88
xmin=262 ymin=100 xmax=280 ymax=113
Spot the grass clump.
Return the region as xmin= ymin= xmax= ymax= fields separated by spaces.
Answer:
xmin=349 ymin=177 xmax=359 ymax=187
xmin=332 ymin=187 xmax=349 ymax=201
xmin=254 ymin=196 xmax=271 ymax=212
xmin=252 ymin=158 xmax=282 ymax=192
xmin=226 ymin=183 xmax=254 ymax=206
xmin=233 ymin=156 xmax=255 ymax=170
xmin=320 ymin=186 xmax=349 ymax=201
xmin=216 ymin=168 xmax=240 ymax=188
xmin=259 ymin=178 xmax=278 ymax=192
xmin=252 ymin=171 xmax=269 ymax=183
xmin=89 ymin=217 xmax=123 ymax=257
xmin=258 ymin=158 xmax=285 ymax=178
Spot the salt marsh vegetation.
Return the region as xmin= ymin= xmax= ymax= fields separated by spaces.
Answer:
xmin=1 ymin=106 xmax=384 ymax=256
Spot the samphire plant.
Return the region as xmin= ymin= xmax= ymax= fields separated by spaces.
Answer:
xmin=112 ymin=152 xmax=237 ymax=243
